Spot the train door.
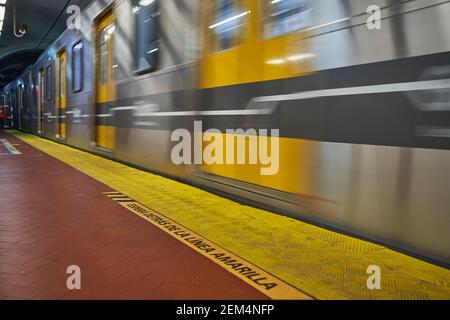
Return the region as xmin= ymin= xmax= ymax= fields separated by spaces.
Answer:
xmin=15 ymin=87 xmax=18 ymax=129
xmin=200 ymin=0 xmax=314 ymax=196
xmin=0 ymin=94 xmax=4 ymax=129
xmin=3 ymin=93 xmax=7 ymax=128
xmin=200 ymin=0 xmax=249 ymax=185
xmin=201 ymin=0 xmax=245 ymax=89
xmin=38 ymin=69 xmax=44 ymax=134
xmin=95 ymin=11 xmax=116 ymax=150
xmin=7 ymin=91 xmax=13 ymax=128
xmin=17 ymin=85 xmax=23 ymax=130
xmin=57 ymin=50 xmax=67 ymax=139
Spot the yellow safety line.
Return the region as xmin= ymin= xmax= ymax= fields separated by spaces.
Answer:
xmin=9 ymin=131 xmax=450 ymax=300
xmin=105 ymin=192 xmax=312 ymax=300
xmin=0 ymin=138 xmax=22 ymax=155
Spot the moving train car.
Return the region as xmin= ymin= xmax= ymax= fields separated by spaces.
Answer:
xmin=0 ymin=105 xmax=4 ymax=128
xmin=1 ymin=0 xmax=450 ymax=265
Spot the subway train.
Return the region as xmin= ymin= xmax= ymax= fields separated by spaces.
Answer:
xmin=1 ymin=0 xmax=450 ymax=265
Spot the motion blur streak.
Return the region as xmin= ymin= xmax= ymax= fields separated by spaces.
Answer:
xmin=1 ymin=0 xmax=450 ymax=265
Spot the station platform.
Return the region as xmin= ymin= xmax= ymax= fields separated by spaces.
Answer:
xmin=0 ymin=130 xmax=449 ymax=300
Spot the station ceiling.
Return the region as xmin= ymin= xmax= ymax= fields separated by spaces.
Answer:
xmin=0 ymin=0 xmax=93 ymax=89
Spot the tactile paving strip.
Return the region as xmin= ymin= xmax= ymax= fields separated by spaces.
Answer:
xmin=11 ymin=131 xmax=450 ymax=300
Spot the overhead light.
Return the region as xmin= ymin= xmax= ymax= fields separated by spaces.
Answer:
xmin=0 ymin=1 xmax=7 ymax=5
xmin=0 ymin=5 xmax=5 ymax=21
xmin=287 ymin=53 xmax=315 ymax=61
xmin=106 ymin=24 xmax=115 ymax=35
xmin=266 ymin=59 xmax=285 ymax=65
xmin=0 ymin=21 xmax=3 ymax=32
xmin=139 ymin=0 xmax=154 ymax=6
xmin=266 ymin=53 xmax=315 ymax=65
xmin=306 ymin=18 xmax=351 ymax=32
xmin=209 ymin=11 xmax=250 ymax=29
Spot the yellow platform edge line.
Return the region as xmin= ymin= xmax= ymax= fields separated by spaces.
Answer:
xmin=0 ymin=138 xmax=22 ymax=155
xmin=108 ymin=196 xmax=312 ymax=300
xmin=8 ymin=130 xmax=450 ymax=300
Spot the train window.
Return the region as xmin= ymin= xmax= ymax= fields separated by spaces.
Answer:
xmin=59 ymin=53 xmax=66 ymax=98
xmin=100 ymin=28 xmax=107 ymax=84
xmin=132 ymin=0 xmax=160 ymax=74
xmin=32 ymin=78 xmax=37 ymax=106
xmin=208 ymin=0 xmax=247 ymax=52
xmin=260 ymin=0 xmax=310 ymax=38
xmin=72 ymin=41 xmax=83 ymax=92
xmin=45 ymin=64 xmax=53 ymax=101
xmin=40 ymin=69 xmax=45 ymax=105
xmin=10 ymin=90 xmax=14 ymax=110
xmin=23 ymin=84 xmax=27 ymax=111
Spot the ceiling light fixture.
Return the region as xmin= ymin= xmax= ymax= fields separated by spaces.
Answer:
xmin=0 ymin=5 xmax=5 ymax=21
xmin=12 ymin=0 xmax=26 ymax=38
xmin=0 ymin=4 xmax=5 ymax=35
xmin=209 ymin=11 xmax=250 ymax=29
xmin=139 ymin=0 xmax=154 ymax=6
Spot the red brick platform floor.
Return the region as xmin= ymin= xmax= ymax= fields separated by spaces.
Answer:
xmin=0 ymin=131 xmax=267 ymax=300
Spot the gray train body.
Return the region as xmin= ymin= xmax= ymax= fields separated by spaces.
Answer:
xmin=2 ymin=0 xmax=450 ymax=265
